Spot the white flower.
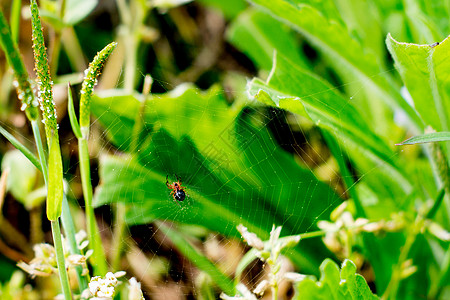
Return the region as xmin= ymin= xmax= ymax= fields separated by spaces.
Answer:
xmin=88 ymin=272 xmax=124 ymax=299
xmin=128 ymin=277 xmax=144 ymax=300
xmin=236 ymin=225 xmax=264 ymax=250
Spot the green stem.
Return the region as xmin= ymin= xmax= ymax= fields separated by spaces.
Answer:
xmin=382 ymin=217 xmax=421 ymax=300
xmin=50 ymin=30 xmax=62 ymax=77
xmin=111 ymin=203 xmax=127 ymax=271
xmin=31 ymin=120 xmax=48 ymax=182
xmin=33 ymin=120 xmax=88 ymax=290
xmin=271 ymin=282 xmax=278 ymax=300
xmin=321 ymin=130 xmax=366 ymax=217
xmin=61 ymin=195 xmax=89 ymax=291
xmin=61 ymin=27 xmax=87 ymax=72
xmin=59 ymin=0 xmax=67 ymax=19
xmin=124 ymin=32 xmax=137 ymax=91
xmin=10 ymin=0 xmax=21 ymax=42
xmin=51 ymin=219 xmax=73 ymax=300
xmin=79 ymin=137 xmax=108 ymax=275
xmin=118 ymin=0 xmax=148 ymax=91
xmin=112 ymin=94 xmax=147 ymax=270
xmin=29 ymin=207 xmax=43 ymax=244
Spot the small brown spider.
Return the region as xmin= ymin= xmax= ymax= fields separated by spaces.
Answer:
xmin=166 ymin=175 xmax=187 ymax=206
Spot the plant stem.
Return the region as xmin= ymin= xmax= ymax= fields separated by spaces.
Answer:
xmin=111 ymin=202 xmax=127 ymax=271
xmin=381 ymin=217 xmax=421 ymax=300
xmin=271 ymin=282 xmax=278 ymax=300
xmin=31 ymin=120 xmax=48 ymax=182
xmin=79 ymin=137 xmax=108 ymax=275
xmin=34 ymin=119 xmax=88 ymax=290
xmin=61 ymin=195 xmax=89 ymax=291
xmin=61 ymin=27 xmax=87 ymax=72
xmin=51 ymin=219 xmax=73 ymax=300
xmin=10 ymin=0 xmax=21 ymax=42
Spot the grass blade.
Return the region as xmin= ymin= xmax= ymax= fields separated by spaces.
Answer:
xmin=396 ymin=131 xmax=450 ymax=145
xmin=0 ymin=124 xmax=42 ymax=172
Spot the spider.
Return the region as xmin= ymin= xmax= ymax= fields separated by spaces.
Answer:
xmin=166 ymin=175 xmax=187 ymax=206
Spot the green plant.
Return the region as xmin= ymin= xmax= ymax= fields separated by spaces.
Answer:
xmin=1 ymin=0 xmax=449 ymax=299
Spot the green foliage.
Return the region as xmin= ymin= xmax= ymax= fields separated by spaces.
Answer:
xmin=227 ymin=8 xmax=309 ymax=71
xmin=1 ymin=150 xmax=40 ymax=207
xmin=0 ymin=124 xmax=42 ymax=172
xmin=246 ymin=0 xmax=422 ymax=128
xmin=397 ymin=132 xmax=450 ymax=145
xmin=91 ymin=85 xmax=340 ymax=273
xmin=1 ymin=0 xmax=450 ymax=299
xmin=387 ymin=34 xmax=450 ymax=148
xmin=30 ymin=0 xmax=64 ymax=221
xmin=233 ymin=0 xmax=450 ymax=298
xmin=0 ymin=8 xmax=39 ymax=121
xmin=294 ymin=259 xmax=379 ymax=300
xmin=247 ymin=52 xmax=410 ymax=203
xmin=63 ymin=0 xmax=99 ymax=25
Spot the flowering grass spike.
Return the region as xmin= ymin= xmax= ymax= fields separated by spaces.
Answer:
xmin=79 ymin=42 xmax=117 ymax=132
xmin=0 ymin=10 xmax=39 ymax=121
xmin=30 ymin=0 xmax=58 ymax=138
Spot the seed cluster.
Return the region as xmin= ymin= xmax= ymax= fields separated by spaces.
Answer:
xmin=30 ymin=0 xmax=58 ymax=136
xmin=0 ymin=9 xmax=39 ymax=120
xmin=79 ymin=42 xmax=117 ymax=129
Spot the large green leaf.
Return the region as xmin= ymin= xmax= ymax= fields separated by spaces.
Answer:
xmin=294 ymin=259 xmax=379 ymax=299
xmin=246 ymin=0 xmax=422 ymax=128
xmin=247 ymin=52 xmax=412 ymax=202
xmin=386 ymin=34 xmax=450 ymax=133
xmin=92 ymin=85 xmax=341 ymax=273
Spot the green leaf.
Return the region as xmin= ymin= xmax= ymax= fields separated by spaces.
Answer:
xmin=67 ymin=84 xmax=82 ymax=139
xmin=397 ymin=132 xmax=450 ymax=145
xmin=1 ymin=150 xmax=38 ymax=205
xmin=46 ymin=134 xmax=64 ymax=221
xmin=294 ymin=259 xmax=379 ymax=299
xmin=246 ymin=0 xmax=422 ymax=128
xmin=247 ymin=52 xmax=412 ymax=199
xmin=0 ymin=124 xmax=42 ymax=172
xmin=92 ymin=85 xmax=340 ymax=274
xmin=0 ymin=8 xmax=39 ymax=121
xmin=386 ymin=34 xmax=450 ymax=133
xmin=402 ymin=0 xmax=444 ymax=44
xmin=227 ymin=8 xmax=309 ymax=71
xmin=64 ymin=0 xmax=98 ymax=25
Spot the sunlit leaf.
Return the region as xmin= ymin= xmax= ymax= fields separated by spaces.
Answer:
xmin=397 ymin=132 xmax=450 ymax=145
xmin=294 ymin=259 xmax=379 ymax=299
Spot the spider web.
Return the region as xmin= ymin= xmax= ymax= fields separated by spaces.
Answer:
xmin=59 ymin=60 xmax=403 ymax=299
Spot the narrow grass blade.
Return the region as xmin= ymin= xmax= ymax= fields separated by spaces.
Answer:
xmin=0 ymin=8 xmax=39 ymax=121
xmin=0 ymin=124 xmax=42 ymax=172
xmin=67 ymin=84 xmax=82 ymax=139
xmin=396 ymin=131 xmax=450 ymax=145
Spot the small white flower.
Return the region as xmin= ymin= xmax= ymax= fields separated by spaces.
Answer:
xmin=128 ymin=277 xmax=144 ymax=300
xmin=236 ymin=225 xmax=264 ymax=250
